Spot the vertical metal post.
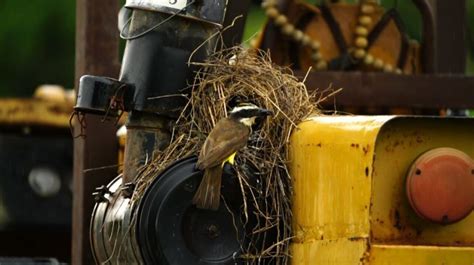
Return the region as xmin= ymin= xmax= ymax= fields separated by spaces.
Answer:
xmin=73 ymin=0 xmax=120 ymax=264
xmin=434 ymin=0 xmax=467 ymax=73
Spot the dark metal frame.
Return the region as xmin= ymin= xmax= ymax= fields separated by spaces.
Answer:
xmin=72 ymin=1 xmax=120 ymax=264
xmin=73 ymin=0 xmax=471 ymax=263
xmin=266 ymin=0 xmax=472 ymax=109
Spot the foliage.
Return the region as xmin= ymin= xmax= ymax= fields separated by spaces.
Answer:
xmin=0 ymin=0 xmax=75 ymax=97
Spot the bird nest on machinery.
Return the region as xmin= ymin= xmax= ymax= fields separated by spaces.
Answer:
xmin=132 ymin=47 xmax=332 ymax=264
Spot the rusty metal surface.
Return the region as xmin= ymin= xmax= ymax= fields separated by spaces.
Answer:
xmin=368 ymin=244 xmax=474 ymax=264
xmin=291 ymin=238 xmax=368 ymax=264
xmin=290 ymin=116 xmax=391 ymax=242
xmin=371 ymin=118 xmax=474 ymax=246
xmin=73 ymin=0 xmax=120 ymax=264
xmin=262 ymin=0 xmax=473 ymax=110
xmin=122 ymin=112 xmax=172 ymax=184
xmin=434 ymin=0 xmax=467 ymax=73
xmin=289 ymin=116 xmax=392 ymax=265
xmin=123 ymin=127 xmax=171 ymax=183
xmin=290 ymin=116 xmax=474 ymax=264
xmin=412 ymin=0 xmax=435 ymax=73
xmin=298 ymin=71 xmax=474 ymax=109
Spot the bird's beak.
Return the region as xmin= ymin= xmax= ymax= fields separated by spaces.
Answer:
xmin=258 ymin=109 xmax=274 ymax=117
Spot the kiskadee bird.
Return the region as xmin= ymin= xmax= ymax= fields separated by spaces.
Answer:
xmin=192 ymin=103 xmax=273 ymax=210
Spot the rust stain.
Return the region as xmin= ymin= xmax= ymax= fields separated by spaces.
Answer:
xmin=360 ymin=239 xmax=371 ymax=264
xmin=393 ymin=140 xmax=403 ymax=148
xmin=393 ymin=209 xmax=403 ymax=230
xmin=416 ymin=135 xmax=424 ymax=143
xmin=365 ymin=167 xmax=369 ymax=177
xmin=348 ymin=236 xmax=365 ymax=242
xmin=362 ymin=144 xmax=370 ymax=155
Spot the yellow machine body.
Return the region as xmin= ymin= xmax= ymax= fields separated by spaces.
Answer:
xmin=289 ymin=116 xmax=474 ymax=264
xmin=0 ymin=99 xmax=72 ymax=128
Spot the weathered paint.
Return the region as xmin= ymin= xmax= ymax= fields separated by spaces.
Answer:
xmin=405 ymin=148 xmax=474 ymax=224
xmin=0 ymin=99 xmax=72 ymax=128
xmin=369 ymin=245 xmax=474 ymax=265
xmin=289 ymin=116 xmax=474 ymax=264
xmin=289 ymin=116 xmax=393 ymax=264
xmin=123 ymin=112 xmax=171 ymax=183
xmin=292 ymin=238 xmax=367 ymax=265
xmin=371 ymin=118 xmax=474 ymax=246
xmin=290 ymin=116 xmax=392 ymax=241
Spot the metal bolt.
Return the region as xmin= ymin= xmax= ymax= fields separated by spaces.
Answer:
xmin=183 ymin=180 xmax=195 ymax=192
xmin=121 ymin=182 xmax=136 ymax=198
xmin=93 ymin=185 xmax=111 ymax=202
xmin=207 ymin=224 xmax=220 ymax=239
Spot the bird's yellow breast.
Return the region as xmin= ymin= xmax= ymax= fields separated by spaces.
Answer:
xmin=222 ymin=152 xmax=236 ymax=167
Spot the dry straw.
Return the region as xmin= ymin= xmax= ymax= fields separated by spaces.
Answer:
xmin=132 ymin=47 xmax=331 ymax=264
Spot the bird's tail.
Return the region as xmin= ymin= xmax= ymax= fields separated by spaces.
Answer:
xmin=192 ymin=166 xmax=222 ymax=210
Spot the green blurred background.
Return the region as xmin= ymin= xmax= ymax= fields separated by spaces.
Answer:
xmin=0 ymin=0 xmax=472 ymax=97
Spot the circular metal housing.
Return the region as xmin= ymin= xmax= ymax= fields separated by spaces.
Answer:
xmin=90 ymin=176 xmax=143 ymax=264
xmin=91 ymin=156 xmax=245 ymax=264
xmin=137 ymin=156 xmax=244 ymax=264
xmin=406 ymin=147 xmax=474 ymax=224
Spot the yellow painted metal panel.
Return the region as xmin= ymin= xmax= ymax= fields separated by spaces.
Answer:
xmin=369 ymin=244 xmax=474 ymax=265
xmin=292 ymin=238 xmax=367 ymax=265
xmin=371 ymin=118 xmax=474 ymax=246
xmin=290 ymin=116 xmax=393 ymax=242
xmin=0 ymin=99 xmax=72 ymax=128
xmin=290 ymin=116 xmax=474 ymax=264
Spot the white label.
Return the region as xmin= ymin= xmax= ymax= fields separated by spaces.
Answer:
xmin=126 ymin=0 xmax=188 ymax=11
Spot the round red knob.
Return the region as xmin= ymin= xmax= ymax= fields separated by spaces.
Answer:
xmin=406 ymin=148 xmax=474 ymax=224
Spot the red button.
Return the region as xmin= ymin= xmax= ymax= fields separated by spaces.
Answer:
xmin=406 ymin=148 xmax=474 ymax=224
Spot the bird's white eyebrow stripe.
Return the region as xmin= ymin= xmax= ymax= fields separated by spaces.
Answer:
xmin=230 ymin=105 xmax=259 ymax=113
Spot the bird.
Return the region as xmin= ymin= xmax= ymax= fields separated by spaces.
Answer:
xmin=192 ymin=103 xmax=273 ymax=210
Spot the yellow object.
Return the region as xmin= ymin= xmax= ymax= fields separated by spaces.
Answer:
xmin=354 ymin=49 xmax=366 ymax=59
xmin=34 ymin=84 xmax=76 ymax=105
xmin=0 ymin=98 xmax=72 ymax=128
xmin=117 ymin=125 xmax=127 ymax=173
xmin=289 ymin=116 xmax=474 ymax=265
xmin=223 ymin=152 xmax=236 ymax=166
xmin=355 ymin=37 xmax=368 ymax=48
xmin=0 ymin=85 xmax=74 ymax=128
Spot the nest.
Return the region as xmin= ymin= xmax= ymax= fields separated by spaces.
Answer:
xmin=132 ymin=47 xmax=330 ymax=264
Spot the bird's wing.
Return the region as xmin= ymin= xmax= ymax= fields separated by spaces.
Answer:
xmin=197 ymin=118 xmax=250 ymax=169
